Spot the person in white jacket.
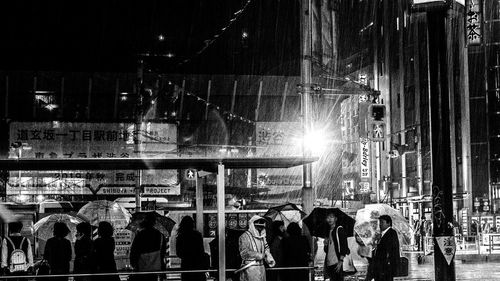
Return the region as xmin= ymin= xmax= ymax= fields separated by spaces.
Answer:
xmin=239 ymin=215 xmax=275 ymax=281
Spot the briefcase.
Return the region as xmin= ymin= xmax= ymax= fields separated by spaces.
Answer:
xmin=395 ymin=256 xmax=409 ymax=277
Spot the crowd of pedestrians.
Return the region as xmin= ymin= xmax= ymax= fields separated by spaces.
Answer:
xmin=0 ymin=211 xmax=405 ymax=281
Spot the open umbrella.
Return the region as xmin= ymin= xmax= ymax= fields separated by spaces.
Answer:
xmin=125 ymin=211 xmax=176 ymax=237
xmin=33 ymin=213 xmax=85 ymax=242
xmin=264 ymin=203 xmax=306 ymax=227
xmin=77 ymin=200 xmax=131 ymax=230
xmin=302 ymin=207 xmax=355 ymax=238
xmin=354 ymin=204 xmax=413 ymax=247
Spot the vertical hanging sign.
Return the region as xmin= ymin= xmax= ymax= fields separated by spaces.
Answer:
xmin=360 ymin=138 xmax=370 ymax=179
xmin=466 ymin=0 xmax=482 ymax=45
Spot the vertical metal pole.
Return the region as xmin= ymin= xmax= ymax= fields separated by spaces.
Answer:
xmin=446 ymin=8 xmax=458 ymax=217
xmin=135 ymin=59 xmax=144 ymax=213
xmin=413 ymin=14 xmax=424 ymax=218
xmin=300 ymin=0 xmax=314 ymax=214
xmin=376 ymin=143 xmax=381 ymax=203
xmin=427 ymin=9 xmax=456 ymax=281
xmin=459 ymin=6 xmax=473 ymax=222
xmin=398 ymin=1 xmax=407 ymax=212
xmin=195 ymin=173 xmax=204 ymax=233
xmin=217 ymin=163 xmax=226 ymax=281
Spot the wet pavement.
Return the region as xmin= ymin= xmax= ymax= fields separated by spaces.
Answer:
xmin=403 ymin=253 xmax=500 ymax=280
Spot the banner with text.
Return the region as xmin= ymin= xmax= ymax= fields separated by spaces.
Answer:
xmin=255 ymin=122 xmax=302 ymax=195
xmin=360 ymin=138 xmax=370 ymax=179
xmin=8 ymin=122 xmax=179 ymax=195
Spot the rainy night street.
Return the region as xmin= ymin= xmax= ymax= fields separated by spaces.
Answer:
xmin=0 ymin=0 xmax=500 ymax=280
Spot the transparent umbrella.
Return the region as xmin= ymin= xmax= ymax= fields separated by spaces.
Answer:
xmin=77 ymin=200 xmax=131 ymax=230
xmin=33 ymin=213 xmax=85 ymax=242
xmin=354 ymin=204 xmax=413 ymax=247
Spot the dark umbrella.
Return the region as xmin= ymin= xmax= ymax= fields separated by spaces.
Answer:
xmin=125 ymin=211 xmax=176 ymax=237
xmin=264 ymin=203 xmax=306 ymax=227
xmin=302 ymin=207 xmax=355 ymax=238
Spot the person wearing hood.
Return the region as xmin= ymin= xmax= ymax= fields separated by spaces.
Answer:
xmin=239 ymin=215 xmax=275 ymax=281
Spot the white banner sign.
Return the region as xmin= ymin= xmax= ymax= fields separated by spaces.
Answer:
xmin=360 ymin=138 xmax=370 ymax=179
xmin=8 ymin=122 xmax=179 ymax=195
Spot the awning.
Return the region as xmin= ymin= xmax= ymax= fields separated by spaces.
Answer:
xmin=0 ymin=157 xmax=317 ymax=171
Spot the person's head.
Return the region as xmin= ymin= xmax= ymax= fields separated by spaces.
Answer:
xmin=53 ymin=221 xmax=70 ymax=238
xmin=271 ymin=221 xmax=285 ymax=237
xmin=8 ymin=221 xmax=23 ymax=234
xmin=76 ymin=221 xmax=92 ymax=239
xmin=97 ymin=221 xmax=114 ymax=238
xmin=286 ymin=222 xmax=302 ymax=237
xmin=379 ymin=215 xmax=392 ymax=232
xmin=254 ymin=219 xmax=267 ymax=233
xmin=178 ymin=216 xmax=195 ymax=234
xmin=325 ymin=210 xmax=338 ymax=228
xmin=141 ymin=212 xmax=157 ymax=229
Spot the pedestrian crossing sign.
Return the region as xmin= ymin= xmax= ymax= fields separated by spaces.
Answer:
xmin=370 ymin=123 xmax=385 ymax=142
xmin=184 ymin=169 xmax=197 ymax=181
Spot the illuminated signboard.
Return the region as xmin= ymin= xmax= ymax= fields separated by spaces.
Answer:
xmin=8 ymin=122 xmax=179 ymax=196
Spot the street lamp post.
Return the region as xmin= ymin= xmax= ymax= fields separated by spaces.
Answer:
xmin=300 ymin=0 xmax=314 ymax=214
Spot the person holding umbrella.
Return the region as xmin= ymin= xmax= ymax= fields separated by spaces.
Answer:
xmin=323 ymin=210 xmax=349 ymax=281
xmin=43 ymin=221 xmax=72 ymax=281
xmin=130 ymin=212 xmax=167 ymax=281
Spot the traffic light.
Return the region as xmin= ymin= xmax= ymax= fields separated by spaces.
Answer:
xmin=369 ymin=104 xmax=386 ymax=121
xmin=368 ymin=104 xmax=386 ymax=141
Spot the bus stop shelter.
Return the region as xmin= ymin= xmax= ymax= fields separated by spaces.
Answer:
xmin=0 ymin=156 xmax=317 ymax=281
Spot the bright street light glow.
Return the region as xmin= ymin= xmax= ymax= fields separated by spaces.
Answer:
xmin=294 ymin=128 xmax=331 ymax=156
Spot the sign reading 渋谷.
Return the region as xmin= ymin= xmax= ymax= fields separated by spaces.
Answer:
xmin=360 ymin=138 xmax=370 ymax=179
xmin=255 ymin=122 xmax=302 ymax=194
xmin=8 ymin=122 xmax=179 ymax=195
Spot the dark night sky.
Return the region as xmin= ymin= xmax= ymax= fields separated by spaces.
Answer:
xmin=0 ymin=0 xmax=300 ymax=75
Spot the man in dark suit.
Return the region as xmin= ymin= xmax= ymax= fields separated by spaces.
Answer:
xmin=372 ymin=215 xmax=400 ymax=281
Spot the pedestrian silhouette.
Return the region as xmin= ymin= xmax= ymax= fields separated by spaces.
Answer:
xmin=282 ymin=222 xmax=311 ymax=281
xmin=74 ymin=222 xmax=93 ymax=281
xmin=92 ymin=221 xmax=120 ymax=281
xmin=44 ymin=221 xmax=72 ymax=281
xmin=130 ymin=212 xmax=167 ymax=281
xmin=176 ymin=216 xmax=207 ymax=281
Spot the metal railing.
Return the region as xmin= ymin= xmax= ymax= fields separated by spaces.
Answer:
xmin=0 ymin=266 xmax=316 ymax=281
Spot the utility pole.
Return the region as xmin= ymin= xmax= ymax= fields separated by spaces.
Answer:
xmin=426 ymin=6 xmax=456 ymax=281
xmin=300 ymin=0 xmax=314 ymax=214
xmin=134 ymin=59 xmax=144 ymax=213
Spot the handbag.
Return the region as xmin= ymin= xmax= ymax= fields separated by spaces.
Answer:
xmin=138 ymin=235 xmax=163 ymax=271
xmin=336 ymin=227 xmax=357 ymax=275
xmin=35 ymin=259 xmax=50 ymax=275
